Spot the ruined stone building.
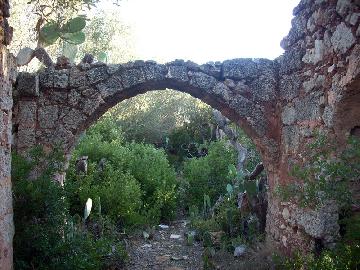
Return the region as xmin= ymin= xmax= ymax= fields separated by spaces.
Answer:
xmin=1 ymin=0 xmax=360 ymax=268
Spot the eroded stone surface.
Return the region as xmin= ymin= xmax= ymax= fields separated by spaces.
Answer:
xmin=0 ymin=40 xmax=16 ymax=270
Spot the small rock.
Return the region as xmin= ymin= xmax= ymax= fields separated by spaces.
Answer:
xmin=156 ymin=255 xmax=170 ymax=263
xmin=159 ymin=224 xmax=169 ymax=229
xmin=282 ymin=207 xmax=290 ymax=221
xmin=16 ymin=47 xmax=34 ymax=66
xmin=170 ymin=234 xmax=182 ymax=240
xmin=328 ymin=64 xmax=336 ymax=73
xmin=234 ymin=245 xmax=247 ymax=257
xmin=143 ymin=231 xmax=150 ymax=239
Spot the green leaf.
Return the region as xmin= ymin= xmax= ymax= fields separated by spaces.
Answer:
xmin=39 ymin=22 xmax=60 ymax=46
xmin=61 ymin=16 xmax=87 ymax=33
xmin=62 ymin=31 xmax=86 ymax=45
xmin=97 ymin=51 xmax=107 ymax=62
xmin=226 ymin=184 xmax=233 ymax=194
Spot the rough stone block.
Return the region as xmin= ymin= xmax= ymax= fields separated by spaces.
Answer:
xmin=39 ymin=68 xmax=54 ymax=88
xmin=38 ymin=105 xmax=59 ymax=129
xmin=222 ymin=59 xmax=258 ymax=80
xmin=16 ymin=128 xmax=36 ymax=149
xmin=69 ymin=68 xmax=86 ymax=88
xmin=18 ymin=101 xmax=36 ymax=127
xmin=63 ymin=109 xmax=86 ymax=131
xmin=211 ymin=82 xmax=230 ymax=102
xmin=280 ymin=74 xmax=301 ymax=101
xmin=282 ymin=106 xmax=296 ymax=125
xmin=282 ymin=125 xmax=300 ymax=153
xmin=249 ymin=74 xmax=277 ymax=102
xmin=120 ymin=68 xmax=146 ymax=88
xmin=16 ymin=72 xmax=39 ymax=97
xmin=142 ymin=63 xmax=167 ymax=81
xmin=302 ymin=74 xmax=325 ymax=93
xmin=336 ymin=0 xmax=351 ymax=17
xmin=53 ymin=70 xmax=69 ymax=89
xmin=96 ymin=76 xmax=123 ymax=98
xmin=331 ymin=22 xmax=355 ymax=54
xmin=68 ymin=89 xmax=81 ymax=106
xmin=87 ymin=66 xmax=109 ymax=85
xmin=199 ymin=62 xmax=221 ymax=78
xmin=278 ymin=46 xmax=305 ymax=75
xmin=323 ymin=106 xmax=334 ymax=127
xmin=189 ymin=72 xmax=216 ymax=90
xmin=294 ymin=94 xmax=322 ymax=121
xmin=302 ymin=40 xmax=324 ymax=64
xmin=166 ymin=65 xmax=188 ymax=82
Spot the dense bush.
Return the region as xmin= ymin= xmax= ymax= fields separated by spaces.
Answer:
xmin=67 ymin=116 xmax=178 ymax=227
xmin=166 ymin=107 xmax=215 ymax=167
xmin=183 ymin=140 xmax=237 ymax=209
xmin=12 ymin=148 xmax=127 ymax=270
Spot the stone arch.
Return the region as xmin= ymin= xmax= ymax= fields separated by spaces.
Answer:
xmin=8 ymin=0 xmax=360 ymax=260
xmin=13 ymin=58 xmax=280 ymax=171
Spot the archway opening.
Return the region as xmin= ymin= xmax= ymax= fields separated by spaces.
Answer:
xmin=62 ymin=88 xmax=268 ymax=268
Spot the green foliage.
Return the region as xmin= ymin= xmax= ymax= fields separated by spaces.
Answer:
xmin=39 ymin=16 xmax=87 ymax=46
xmin=275 ymin=244 xmax=360 ymax=270
xmin=183 ymin=140 xmax=237 ymax=209
xmin=275 ymin=135 xmax=360 ymax=209
xmin=12 ymin=148 xmax=126 ymax=269
xmin=66 ymin=163 xmax=144 ymax=228
xmin=62 ymin=16 xmax=87 ymax=33
xmin=166 ymin=107 xmax=215 ymax=166
xmin=67 ymin=116 xmax=178 ymax=227
xmin=110 ymin=90 xmax=213 ymax=145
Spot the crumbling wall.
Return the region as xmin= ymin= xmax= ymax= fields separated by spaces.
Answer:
xmin=266 ymin=0 xmax=360 ymax=253
xmin=0 ymin=0 xmax=15 ymax=269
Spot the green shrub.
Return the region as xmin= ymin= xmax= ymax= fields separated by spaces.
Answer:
xmin=166 ymin=108 xmax=214 ymax=167
xmin=12 ymin=148 xmax=127 ymax=270
xmin=183 ymin=140 xmax=237 ymax=209
xmin=67 ymin=117 xmax=178 ymax=226
xmin=66 ymin=162 xmax=144 ymax=228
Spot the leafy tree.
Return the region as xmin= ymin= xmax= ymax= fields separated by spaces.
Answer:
xmin=109 ymin=89 xmax=214 ymax=145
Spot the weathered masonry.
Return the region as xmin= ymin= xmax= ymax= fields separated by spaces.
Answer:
xmin=0 ymin=0 xmax=16 ymax=269
xmin=1 ymin=0 xmax=360 ymax=268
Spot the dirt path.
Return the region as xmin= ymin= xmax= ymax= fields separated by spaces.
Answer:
xmin=125 ymin=220 xmax=203 ymax=270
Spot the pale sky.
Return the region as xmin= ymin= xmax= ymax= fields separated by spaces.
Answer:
xmin=99 ymin=0 xmax=300 ymax=63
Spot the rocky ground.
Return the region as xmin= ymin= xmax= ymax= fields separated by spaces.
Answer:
xmin=123 ymin=219 xmax=272 ymax=270
xmin=124 ymin=220 xmax=203 ymax=270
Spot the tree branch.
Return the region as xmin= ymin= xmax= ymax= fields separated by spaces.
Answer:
xmin=246 ymin=162 xmax=264 ymax=180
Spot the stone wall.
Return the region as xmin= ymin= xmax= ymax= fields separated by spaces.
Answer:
xmin=267 ymin=0 xmax=360 ymax=253
xmin=0 ymin=1 xmax=15 ymax=269
xmin=12 ymin=0 xmax=360 ymax=255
